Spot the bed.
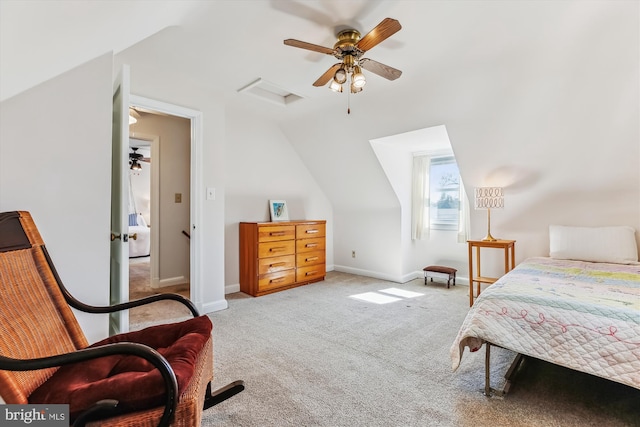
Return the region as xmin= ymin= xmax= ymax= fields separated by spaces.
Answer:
xmin=451 ymin=225 xmax=640 ymax=392
xmin=128 ymin=213 xmax=150 ymax=258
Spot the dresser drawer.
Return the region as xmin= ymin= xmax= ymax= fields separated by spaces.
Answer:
xmin=258 ymin=225 xmax=295 ymax=242
xmin=258 ymin=255 xmax=295 ymax=275
xmin=258 ymin=240 xmax=295 ymax=258
xmin=296 ymin=223 xmax=326 ymax=239
xmin=296 ymin=237 xmax=325 ymax=253
xmin=296 ymin=264 xmax=326 ymax=282
xmin=296 ymin=250 xmax=325 ymax=268
xmin=259 ymin=270 xmax=296 ymax=292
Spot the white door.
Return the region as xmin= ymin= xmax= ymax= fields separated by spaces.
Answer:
xmin=110 ymin=65 xmax=131 ymax=335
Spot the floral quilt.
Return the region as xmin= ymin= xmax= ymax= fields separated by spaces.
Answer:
xmin=451 ymin=257 xmax=640 ymax=389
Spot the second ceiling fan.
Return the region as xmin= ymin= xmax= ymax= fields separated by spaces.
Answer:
xmin=284 ymin=17 xmax=402 ymax=94
xmin=129 ymin=147 xmax=150 ymax=171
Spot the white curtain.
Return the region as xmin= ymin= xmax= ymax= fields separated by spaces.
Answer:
xmin=457 ymin=183 xmax=470 ymax=243
xmin=128 ymin=174 xmax=137 ymax=215
xmin=412 ymin=155 xmax=430 ymax=240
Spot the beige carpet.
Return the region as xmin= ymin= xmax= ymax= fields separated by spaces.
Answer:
xmin=128 ymin=258 xmax=192 ymax=328
xmin=202 ymin=271 xmax=639 ymax=427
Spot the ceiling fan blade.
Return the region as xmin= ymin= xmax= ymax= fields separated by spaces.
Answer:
xmin=284 ymin=39 xmax=335 ymax=55
xmin=141 ymin=157 xmax=151 ymax=163
xmin=313 ymin=63 xmax=342 ymax=87
xmin=359 ymin=58 xmax=402 ymax=81
xmin=355 ymin=18 xmax=401 ymax=52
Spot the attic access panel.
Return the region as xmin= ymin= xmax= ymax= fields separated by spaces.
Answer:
xmin=237 ymin=78 xmax=304 ymax=106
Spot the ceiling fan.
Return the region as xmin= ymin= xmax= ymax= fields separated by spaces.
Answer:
xmin=284 ymin=18 xmax=402 ymax=94
xmin=129 ymin=147 xmax=150 ymax=171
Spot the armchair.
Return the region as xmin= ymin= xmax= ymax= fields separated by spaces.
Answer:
xmin=0 ymin=211 xmax=244 ymax=426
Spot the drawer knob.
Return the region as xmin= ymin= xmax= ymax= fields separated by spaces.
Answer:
xmin=305 ymin=271 xmax=317 ymax=276
xmin=270 ymin=247 xmax=286 ymax=252
xmin=306 ymin=243 xmax=317 ymax=248
xmin=270 ymin=232 xmax=285 ymax=236
xmin=306 ymin=256 xmax=318 ymax=262
xmin=270 ymin=277 xmax=286 ymax=283
xmin=306 ymin=229 xmax=318 ymax=234
xmin=270 ymin=262 xmax=286 ymax=267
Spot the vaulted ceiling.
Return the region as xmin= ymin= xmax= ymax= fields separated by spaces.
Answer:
xmin=2 ymin=0 xmax=637 ymax=217
xmin=3 ymin=1 xmax=614 ymax=116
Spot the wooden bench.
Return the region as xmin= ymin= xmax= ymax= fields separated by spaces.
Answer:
xmin=423 ymin=265 xmax=457 ymax=288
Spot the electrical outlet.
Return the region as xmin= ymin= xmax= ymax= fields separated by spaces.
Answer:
xmin=175 ymin=193 xmax=182 ymax=203
xmin=352 ymin=250 xmax=356 ymax=258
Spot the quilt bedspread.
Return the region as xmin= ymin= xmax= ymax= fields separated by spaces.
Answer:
xmin=451 ymin=257 xmax=640 ymax=389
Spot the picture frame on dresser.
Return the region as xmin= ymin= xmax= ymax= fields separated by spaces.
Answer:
xmin=269 ymin=199 xmax=289 ymax=222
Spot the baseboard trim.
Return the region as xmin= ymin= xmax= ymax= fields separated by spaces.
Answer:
xmin=151 ymin=275 xmax=187 ymax=289
xmin=333 ymin=265 xmax=469 ymax=286
xmin=333 ymin=265 xmax=405 ymax=283
xmin=225 ymin=283 xmax=240 ymax=294
xmin=201 ymin=299 xmax=228 ymax=314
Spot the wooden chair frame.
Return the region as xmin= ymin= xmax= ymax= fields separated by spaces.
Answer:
xmin=0 ymin=211 xmax=244 ymax=426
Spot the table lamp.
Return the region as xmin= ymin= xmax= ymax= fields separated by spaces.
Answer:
xmin=474 ymin=187 xmax=504 ymax=241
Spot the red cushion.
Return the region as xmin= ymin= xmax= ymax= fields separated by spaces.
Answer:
xmin=29 ymin=315 xmax=212 ymax=420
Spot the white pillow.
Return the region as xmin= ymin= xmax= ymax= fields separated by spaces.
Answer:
xmin=549 ymin=225 xmax=639 ymax=264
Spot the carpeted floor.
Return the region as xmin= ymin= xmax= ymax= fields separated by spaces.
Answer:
xmin=199 ymin=271 xmax=639 ymax=427
xmin=128 ymin=257 xmax=192 ymax=328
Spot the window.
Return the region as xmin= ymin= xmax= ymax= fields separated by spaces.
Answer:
xmin=412 ymin=154 xmax=467 ymax=240
xmin=429 ymin=156 xmax=460 ymax=231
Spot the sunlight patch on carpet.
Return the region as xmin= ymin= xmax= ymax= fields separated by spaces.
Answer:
xmin=350 ymin=292 xmax=402 ymax=304
xmin=378 ymin=288 xmax=424 ymax=298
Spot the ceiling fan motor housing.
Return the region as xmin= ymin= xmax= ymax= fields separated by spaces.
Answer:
xmin=333 ymin=29 xmax=364 ymax=61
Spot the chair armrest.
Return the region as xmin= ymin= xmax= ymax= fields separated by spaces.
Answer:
xmin=41 ymin=246 xmax=200 ymax=317
xmin=0 ymin=342 xmax=177 ymax=427
xmin=69 ymin=292 xmax=199 ymax=318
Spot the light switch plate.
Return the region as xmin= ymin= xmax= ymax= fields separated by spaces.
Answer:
xmin=206 ymin=187 xmax=215 ymax=200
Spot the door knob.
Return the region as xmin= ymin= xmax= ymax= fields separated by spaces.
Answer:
xmin=111 ymin=233 xmax=132 ymax=242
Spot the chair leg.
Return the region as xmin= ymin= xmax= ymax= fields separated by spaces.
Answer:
xmin=203 ymin=380 xmax=245 ymax=410
xmin=73 ymin=400 xmax=120 ymax=427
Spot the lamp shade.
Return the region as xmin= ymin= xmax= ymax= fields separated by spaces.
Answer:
xmin=474 ymin=187 xmax=504 ymax=210
xmin=352 ymin=66 xmax=366 ymax=88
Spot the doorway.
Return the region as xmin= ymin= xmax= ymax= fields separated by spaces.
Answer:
xmin=127 ymin=96 xmax=203 ymax=328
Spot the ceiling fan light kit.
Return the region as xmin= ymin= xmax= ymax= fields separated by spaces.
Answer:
xmin=284 ymin=18 xmax=402 ymax=112
xmin=329 ymin=80 xmax=343 ymax=93
xmin=129 ymin=147 xmax=150 ymax=171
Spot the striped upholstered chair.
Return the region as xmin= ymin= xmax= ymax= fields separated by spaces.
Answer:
xmin=0 ymin=211 xmax=243 ymax=426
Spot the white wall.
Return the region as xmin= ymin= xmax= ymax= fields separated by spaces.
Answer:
xmin=333 ymin=207 xmax=402 ymax=281
xmin=0 ymin=53 xmax=113 ymax=343
xmin=224 ymin=106 xmax=333 ymax=292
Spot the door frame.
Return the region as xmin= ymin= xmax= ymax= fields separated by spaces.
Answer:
xmin=129 ymin=94 xmax=204 ymax=312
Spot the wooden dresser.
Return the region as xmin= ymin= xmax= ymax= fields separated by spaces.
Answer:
xmin=239 ymin=220 xmax=326 ymax=296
